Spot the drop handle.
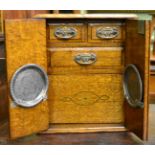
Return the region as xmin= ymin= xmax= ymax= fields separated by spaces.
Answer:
xmin=96 ymin=27 xmax=119 ymax=39
xmin=74 ymin=53 xmax=97 ymax=65
xmin=54 ymin=27 xmax=77 ymax=39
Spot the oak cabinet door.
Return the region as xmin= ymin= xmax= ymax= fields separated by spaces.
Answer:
xmin=124 ymin=20 xmax=150 ymax=140
xmin=5 ymin=19 xmax=49 ymax=139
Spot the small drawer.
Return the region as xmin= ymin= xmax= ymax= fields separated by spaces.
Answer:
xmin=48 ymin=23 xmax=86 ymax=43
xmin=48 ymin=47 xmax=123 ymax=74
xmin=88 ymin=23 xmax=124 ymax=43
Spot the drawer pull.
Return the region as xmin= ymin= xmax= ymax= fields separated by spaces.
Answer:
xmin=74 ymin=53 xmax=96 ymax=65
xmin=54 ymin=27 xmax=77 ymax=39
xmin=96 ymin=27 xmax=119 ymax=39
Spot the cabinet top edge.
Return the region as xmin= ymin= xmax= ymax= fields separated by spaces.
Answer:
xmin=34 ymin=13 xmax=138 ymax=20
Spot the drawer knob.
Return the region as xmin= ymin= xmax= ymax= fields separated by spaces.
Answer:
xmin=54 ymin=26 xmax=77 ymax=39
xmin=96 ymin=27 xmax=119 ymax=39
xmin=74 ymin=53 xmax=96 ymax=65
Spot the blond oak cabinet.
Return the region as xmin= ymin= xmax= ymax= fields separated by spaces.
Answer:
xmin=5 ymin=14 xmax=150 ymax=140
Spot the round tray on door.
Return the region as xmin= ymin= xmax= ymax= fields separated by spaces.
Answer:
xmin=10 ymin=64 xmax=48 ymax=108
xmin=123 ymin=64 xmax=144 ymax=108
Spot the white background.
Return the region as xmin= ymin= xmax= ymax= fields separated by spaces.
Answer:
xmin=0 ymin=0 xmax=154 ymax=10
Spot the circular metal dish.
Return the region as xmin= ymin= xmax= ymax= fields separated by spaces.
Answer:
xmin=123 ymin=64 xmax=143 ymax=108
xmin=10 ymin=64 xmax=48 ymax=108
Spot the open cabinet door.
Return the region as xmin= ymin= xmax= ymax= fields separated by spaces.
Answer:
xmin=125 ymin=19 xmax=150 ymax=140
xmin=5 ymin=19 xmax=49 ymax=139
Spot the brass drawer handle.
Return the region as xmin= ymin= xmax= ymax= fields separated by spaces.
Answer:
xmin=96 ymin=27 xmax=119 ymax=39
xmin=54 ymin=26 xmax=77 ymax=39
xmin=74 ymin=53 xmax=96 ymax=65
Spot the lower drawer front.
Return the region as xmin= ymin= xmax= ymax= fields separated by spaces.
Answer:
xmin=48 ymin=74 xmax=124 ymax=123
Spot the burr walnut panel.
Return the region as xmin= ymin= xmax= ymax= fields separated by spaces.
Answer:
xmin=48 ymin=74 xmax=124 ymax=124
xmin=5 ymin=19 xmax=49 ymax=139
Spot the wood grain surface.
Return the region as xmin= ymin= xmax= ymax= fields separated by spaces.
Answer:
xmin=43 ymin=123 xmax=126 ymax=134
xmin=0 ymin=60 xmax=8 ymax=124
xmin=5 ymin=19 xmax=49 ymax=139
xmin=0 ymin=121 xmax=141 ymax=144
xmin=48 ymin=23 xmax=87 ymax=42
xmin=49 ymin=47 xmax=123 ymax=68
xmin=88 ymin=22 xmax=125 ymax=42
xmin=48 ymin=74 xmax=124 ymax=123
xmin=124 ymin=20 xmax=150 ymax=140
xmin=47 ymin=19 xmax=125 ymax=48
xmin=35 ymin=13 xmax=138 ymax=19
xmin=3 ymin=10 xmax=50 ymax=19
xmin=48 ymin=47 xmax=124 ymax=75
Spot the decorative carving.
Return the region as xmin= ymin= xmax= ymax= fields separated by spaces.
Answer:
xmin=54 ymin=26 xmax=77 ymax=39
xmin=61 ymin=91 xmax=109 ymax=106
xmin=100 ymin=95 xmax=110 ymax=101
xmin=74 ymin=53 xmax=96 ymax=65
xmin=96 ymin=27 xmax=119 ymax=39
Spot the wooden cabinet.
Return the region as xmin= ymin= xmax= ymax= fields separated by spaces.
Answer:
xmin=4 ymin=14 xmax=150 ymax=140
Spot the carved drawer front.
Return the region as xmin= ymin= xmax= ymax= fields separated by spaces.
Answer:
xmin=48 ymin=23 xmax=86 ymax=43
xmin=88 ymin=22 xmax=124 ymax=44
xmin=48 ymin=74 xmax=124 ymax=123
xmin=48 ymin=47 xmax=123 ymax=74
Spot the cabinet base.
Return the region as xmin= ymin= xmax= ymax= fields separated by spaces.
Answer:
xmin=40 ymin=123 xmax=127 ymax=134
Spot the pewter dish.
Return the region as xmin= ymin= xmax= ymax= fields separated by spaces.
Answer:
xmin=123 ymin=64 xmax=143 ymax=108
xmin=10 ymin=64 xmax=48 ymax=108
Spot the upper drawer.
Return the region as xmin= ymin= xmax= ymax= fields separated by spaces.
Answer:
xmin=48 ymin=47 xmax=123 ymax=74
xmin=88 ymin=23 xmax=125 ymax=43
xmin=48 ymin=23 xmax=86 ymax=43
